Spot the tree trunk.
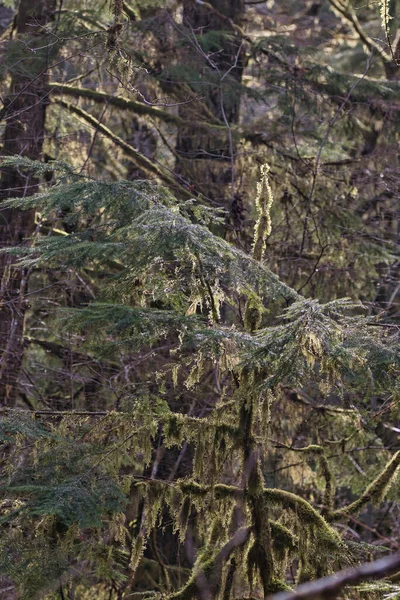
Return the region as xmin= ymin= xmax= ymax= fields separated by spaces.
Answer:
xmin=175 ymin=0 xmax=245 ymax=231
xmin=0 ymin=0 xmax=56 ymax=406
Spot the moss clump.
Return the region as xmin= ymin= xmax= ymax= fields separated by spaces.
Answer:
xmin=264 ymin=488 xmax=341 ymax=547
xmin=270 ymin=520 xmax=298 ymax=554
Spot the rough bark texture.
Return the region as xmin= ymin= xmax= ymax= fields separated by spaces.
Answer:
xmin=0 ymin=0 xmax=56 ymax=406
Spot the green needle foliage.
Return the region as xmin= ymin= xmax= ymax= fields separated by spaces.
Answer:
xmin=0 ymin=158 xmax=399 ymax=599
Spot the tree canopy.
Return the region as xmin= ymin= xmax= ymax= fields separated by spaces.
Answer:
xmin=0 ymin=1 xmax=400 ymax=599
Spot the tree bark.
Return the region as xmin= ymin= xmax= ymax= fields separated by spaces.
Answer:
xmin=0 ymin=0 xmax=56 ymax=406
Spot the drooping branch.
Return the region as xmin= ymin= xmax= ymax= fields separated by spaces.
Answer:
xmin=263 ymin=488 xmax=341 ymax=547
xmin=329 ymin=449 xmax=400 ymax=520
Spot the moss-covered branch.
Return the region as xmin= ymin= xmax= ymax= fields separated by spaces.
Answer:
xmin=329 ymin=449 xmax=400 ymax=520
xmin=171 ymin=479 xmax=338 ymax=547
xmin=168 ymin=527 xmax=252 ymax=600
xmin=263 ymin=488 xmax=341 ymax=549
xmin=48 ymin=82 xmax=227 ymax=133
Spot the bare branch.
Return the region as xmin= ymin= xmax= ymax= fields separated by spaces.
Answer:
xmin=54 ymin=99 xmax=194 ymax=198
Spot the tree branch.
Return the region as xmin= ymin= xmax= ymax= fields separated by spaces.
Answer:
xmin=169 ymin=527 xmax=252 ymax=600
xmin=48 ymin=82 xmax=227 ymax=133
xmin=53 ymin=99 xmax=194 ymax=198
xmin=329 ymin=450 xmax=400 ymax=520
xmin=328 ymin=0 xmax=391 ymax=63
xmin=268 ymin=553 xmax=400 ymax=600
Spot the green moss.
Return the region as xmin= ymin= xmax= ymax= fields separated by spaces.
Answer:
xmin=270 ymin=520 xmax=298 ymax=554
xmin=179 ymin=481 xmax=208 ymax=496
xmin=266 ymin=578 xmax=292 ymax=593
xmin=168 ymin=554 xmax=218 ymax=600
xmin=330 ymin=449 xmax=400 ymax=520
xmin=263 ymin=488 xmax=342 ymax=549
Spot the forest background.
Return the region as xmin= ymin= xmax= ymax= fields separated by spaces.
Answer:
xmin=1 ymin=0 xmax=400 ymax=599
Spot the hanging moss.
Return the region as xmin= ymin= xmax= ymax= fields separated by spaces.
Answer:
xmin=270 ymin=520 xmax=298 ymax=555
xmin=130 ymin=534 xmax=145 ymax=573
xmin=164 ymin=414 xmax=185 ymax=447
xmin=178 ymin=496 xmax=192 ymax=543
xmin=251 ymin=163 xmax=274 ymax=263
xmin=288 ymin=444 xmax=334 ymax=510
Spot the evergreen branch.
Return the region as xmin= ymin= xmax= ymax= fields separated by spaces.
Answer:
xmin=269 ymin=553 xmax=400 ymax=600
xmin=329 ymin=450 xmax=400 ymax=520
xmin=254 ymin=41 xmax=400 ymax=106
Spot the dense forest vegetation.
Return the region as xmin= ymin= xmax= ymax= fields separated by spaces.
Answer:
xmin=0 ymin=0 xmax=400 ymax=598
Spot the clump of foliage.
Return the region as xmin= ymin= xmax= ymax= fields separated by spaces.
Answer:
xmin=0 ymin=158 xmax=399 ymax=599
xmin=1 ymin=0 xmax=400 ymax=597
